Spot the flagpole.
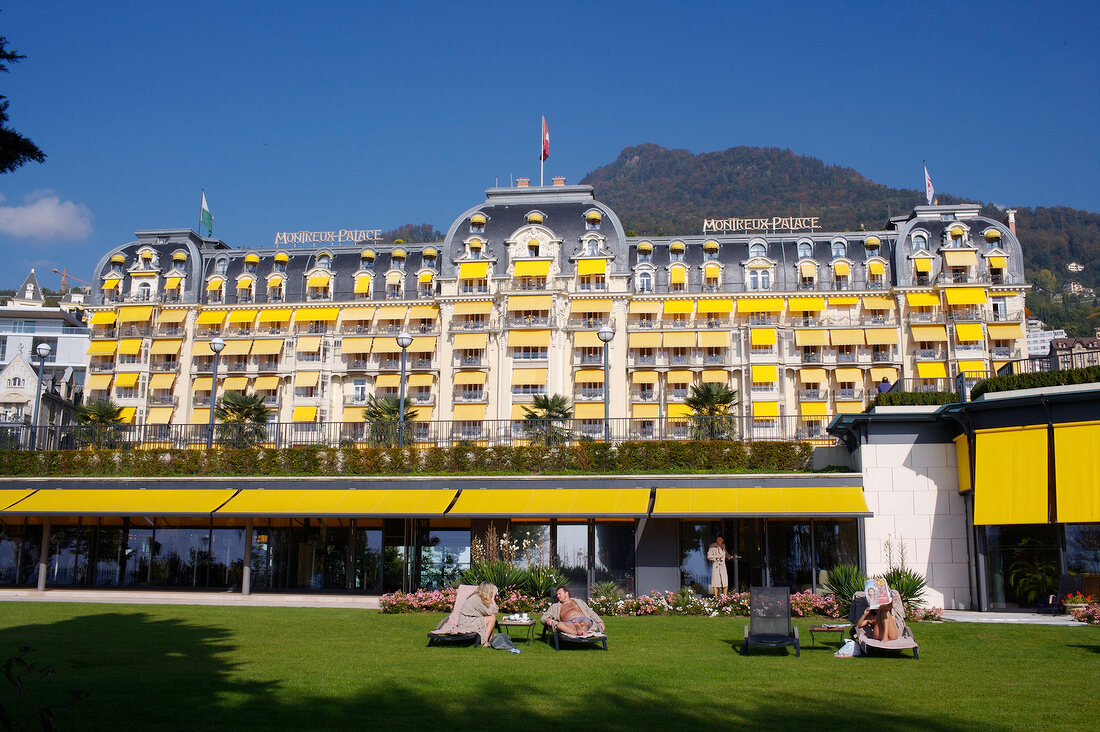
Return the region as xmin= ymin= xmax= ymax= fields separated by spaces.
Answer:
xmin=200 ymin=188 xmax=204 ymax=235
xmin=539 ymin=116 xmax=544 ymax=187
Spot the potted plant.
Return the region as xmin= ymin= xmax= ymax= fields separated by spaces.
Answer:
xmin=1063 ymin=592 xmax=1093 ymax=613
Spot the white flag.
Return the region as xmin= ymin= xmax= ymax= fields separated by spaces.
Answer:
xmin=200 ymin=190 xmax=213 ymax=235
xmin=924 ymin=164 xmax=934 ymax=206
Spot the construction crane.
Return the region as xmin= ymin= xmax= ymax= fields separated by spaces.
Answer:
xmin=51 ymin=268 xmax=92 ymax=292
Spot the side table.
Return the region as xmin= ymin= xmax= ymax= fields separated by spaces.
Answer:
xmin=497 ymin=618 xmax=536 ymax=643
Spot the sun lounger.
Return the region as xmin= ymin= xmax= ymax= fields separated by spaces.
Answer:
xmin=427 ymin=584 xmax=482 ymax=647
xmin=743 ymin=586 xmax=800 ymax=657
xmin=849 ymin=589 xmax=919 ymax=660
xmin=541 ymin=623 xmax=608 ymax=651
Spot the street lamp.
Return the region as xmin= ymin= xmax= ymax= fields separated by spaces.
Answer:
xmin=396 ymin=330 xmax=413 ymax=448
xmin=29 ymin=342 xmax=52 ymax=450
xmin=206 ymin=337 xmax=226 ymax=449
xmin=598 ymin=325 xmax=614 ymax=444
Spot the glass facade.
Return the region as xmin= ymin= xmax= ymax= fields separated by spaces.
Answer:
xmin=1066 ymin=524 xmax=1100 ymax=574
xmin=985 ymin=524 xmax=1060 ymax=609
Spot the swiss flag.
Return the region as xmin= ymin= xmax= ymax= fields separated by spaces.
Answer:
xmin=540 ymin=116 xmax=550 ymax=161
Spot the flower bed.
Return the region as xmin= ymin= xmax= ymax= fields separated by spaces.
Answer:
xmin=1070 ymin=602 xmax=1100 ymax=625
xmin=379 ymin=587 xmax=549 ymax=614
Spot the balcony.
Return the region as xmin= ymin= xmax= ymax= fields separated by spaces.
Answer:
xmin=409 ymin=393 xmax=435 ymax=405
xmin=455 ymin=391 xmax=486 ymax=403
xmin=147 ymin=394 xmax=178 ymax=407
xmin=89 ymin=362 xmax=115 ymax=373
xmin=456 ymin=356 xmax=487 ymax=368
xmin=225 ymin=361 xmax=249 ymax=372
xmin=567 ymin=317 xmax=611 ymax=330
xmin=90 ymin=328 xmax=118 ymax=340
xmin=667 ymin=354 xmax=690 ymax=366
xmin=799 ymin=389 xmax=827 ymax=401
xmin=506 ymin=316 xmax=552 ymax=328
xmin=871 ymin=350 xmax=893 ymax=363
xmin=297 ymin=324 xmax=330 ymax=335
xmin=575 ymin=353 xmax=603 ymax=365
xmin=117 ymin=325 xmax=152 ymax=338
xmin=667 ymin=389 xmax=689 ymax=401
xmin=155 ymin=326 xmax=183 ymax=337
xmin=630 ymin=391 xmax=658 ymax=402
xmin=192 ymin=396 xmax=212 ymax=407
xmin=801 ymin=351 xmax=822 ymax=363
xmin=255 ymin=359 xmax=280 ymax=372
xmin=575 ymin=388 xmax=605 ymax=401
xmin=449 ymin=319 xmax=493 ymax=333
xmin=834 ymin=388 xmax=863 ymax=401
xmin=410 ymin=357 xmax=433 ymax=369
xmin=991 ymin=309 xmax=1025 ymax=323
xmin=149 ymin=360 xmax=179 ymax=372
xmin=915 ymin=348 xmax=946 ymax=360
xmin=628 ymin=319 xmax=656 ymax=329
xmin=907 ymin=311 xmax=939 ymax=324
xmin=991 ymin=346 xmax=1014 ymax=359
xmin=629 ymin=354 xmax=656 ymax=366
xmin=343 ymin=394 xmax=371 ymax=406
xmin=836 ymin=352 xmax=856 ymax=363
xmin=346 ymin=359 xmax=370 ymax=371
xmin=949 ymin=307 xmax=986 ymax=322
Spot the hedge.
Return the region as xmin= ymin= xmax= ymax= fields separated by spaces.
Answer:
xmin=867 ymin=391 xmax=958 ymax=410
xmin=970 ymin=365 xmax=1100 ymax=399
xmin=0 ymin=440 xmax=816 ymax=478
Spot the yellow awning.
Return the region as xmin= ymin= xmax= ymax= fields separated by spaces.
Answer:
xmin=417 ymin=272 xmax=435 ymax=284
xmin=295 ymin=371 xmax=320 ymax=387
xmin=575 ymin=369 xmax=604 ymax=383
xmin=948 ymin=225 xmax=966 ymax=236
xmin=453 ymin=301 xmax=493 ymax=315
xmin=467 ymin=240 xmax=483 ymax=250
xmin=205 ymin=278 xmax=224 ymax=291
xmin=371 ymin=338 xmax=400 ymax=353
xmin=628 ymin=332 xmax=661 ymax=348
xmin=911 ymin=324 xmax=948 ymax=342
xmin=253 ymin=376 xmax=280 ymax=390
xmin=215 ymin=340 xmax=250 ymax=356
xmin=222 ymin=376 xmax=249 ymax=390
xmin=1054 ymin=420 xmax=1100 ymax=523
xmin=829 ymin=296 xmax=859 ymax=305
xmin=737 ymin=298 xmax=784 ymax=313
xmin=864 ymin=329 xmax=898 ymax=345
xmin=696 ymin=299 xmax=733 ymax=314
xmin=307 ymin=274 xmax=331 ymax=288
xmin=89 ymin=310 xmax=117 ymax=325
xmin=148 ymin=373 xmax=176 ymax=390
xmin=752 ymin=401 xmax=780 ymax=417
xmin=374 ymin=305 xmax=407 ymax=320
xmin=703 ymin=263 xmax=721 ymax=279
xmin=701 ymin=370 xmax=728 ymax=384
xmin=862 ymin=296 xmax=895 ymax=310
xmin=508 ymin=295 xmax=552 ymax=310
xmin=408 ymin=336 xmax=435 ymax=353
xmin=670 ymin=241 xmax=685 ymax=252
xmin=916 ymin=362 xmax=948 ymax=378
xmin=669 ymin=267 xmax=686 ymax=285
xmin=698 ymin=331 xmax=729 ymax=348
xmin=117 ymin=306 xmax=154 ymax=323
xmin=117 ymin=338 xmax=143 ymax=356
xmin=652 ymin=486 xmax=870 ymax=517
xmin=0 ymin=489 xmax=238 ymax=516
xmin=570 ymin=299 xmax=613 ymax=313
xmin=227 ymin=309 xmax=257 ymax=324
xmin=799 ymin=261 xmax=817 ymax=278
xmin=800 ymin=368 xmax=827 ymax=383
xmin=663 ymin=332 xmax=695 ymax=348
xmin=802 ymin=402 xmax=828 ymax=417
xmin=236 ymin=276 xmax=254 ymax=288
xmin=750 ymin=328 xmax=776 ymax=346
xmin=191 ymin=408 xmax=210 ymax=424
xmin=703 ymin=240 xmax=719 ymax=252
xmin=834 ymin=367 xmax=863 ymax=382
xmin=251 ymin=339 xmax=284 ymax=355
xmin=274 ymin=252 xmax=289 ymax=263
xmin=906 ymin=292 xmax=940 ymax=307
xmin=110 ymin=254 xmax=126 ymax=264
xmin=455 ymin=371 xmax=488 ymax=385
xmin=870 ymin=367 xmax=897 ymax=382
xmin=258 ymin=308 xmax=293 ymax=323
xmin=197 ymin=310 xmax=227 ymax=325
xmin=453 ymin=403 xmax=487 ymax=420
xmin=666 ymin=370 xmax=694 ymax=384
xmin=112 ymin=372 xmax=139 ymax=388
xmin=343 ymin=406 xmax=367 ymax=423
xmin=453 ymin=333 xmax=488 ymax=350
xmin=631 ymin=370 xmax=658 ymax=384
xmin=637 ymin=242 xmax=653 ymax=253
xmin=913 ymin=258 xmax=932 ymax=273
xmin=974 ymin=425 xmax=1049 ymax=525
xmin=751 ymin=364 xmax=777 ymax=382
xmin=632 ymin=403 xmax=660 ymax=419
xmin=87 ymin=341 xmax=117 ymax=356
xmin=294 ymin=308 xmax=339 ymax=322
xmin=292 ymin=406 xmax=318 ymax=422
xmin=988 ymin=256 xmax=1007 ymax=269
xmin=408 ymin=373 xmax=434 ymax=388
xmin=943 ymin=250 xmax=978 ymax=267
xmin=459 ymin=261 xmax=489 ymax=279
xmin=149 ymin=339 xmax=182 ymax=355
xmin=375 ymin=373 xmax=401 ymax=388
xmin=146 ymin=407 xmax=174 ymax=424
xmin=667 ymin=404 xmax=693 ymax=418
xmin=384 ymin=271 xmax=403 ymax=286
xmin=955 ymin=323 xmax=985 ymax=341
xmin=958 ymin=360 xmax=987 ymax=374
xmin=868 ymin=261 xmax=885 ymax=276
xmin=85 ymin=374 xmax=113 ymax=390
xmin=354 ymin=275 xmax=373 ymax=294
xmin=627 ymin=300 xmax=661 ymax=314
xmin=661 ymin=300 xmax=694 ymax=315
xmin=244 ymin=253 xmax=260 ymax=264
xmin=829 ymin=329 xmax=864 ymax=346
xmin=577 ymin=259 xmax=606 ymax=276
xmin=391 ymin=248 xmax=406 ymax=259
xmin=567 ymin=331 xmax=597 ymax=348
xmin=509 ymin=330 xmax=550 ymax=348
xmin=986 ymin=323 xmax=1024 ymax=340
xmin=341 ymin=337 xmax=373 ymax=355
xmin=794 ymin=330 xmax=829 ymax=347
xmin=512 ymin=368 xmax=546 ymax=386
xmin=101 ymin=278 xmax=121 ymax=290
xmin=156 ymin=309 xmax=186 ymax=324
xmin=422 ymin=247 xmax=438 ymax=258
xmin=864 ymin=236 xmax=882 ymax=248
xmin=788 ymin=297 xmax=825 ymax=312
xmin=574 ymin=402 xmax=605 ymax=419
xmin=832 ymin=261 xmax=851 ymax=276
xmin=944 ymin=287 xmax=988 ymax=305
xmin=984 ymin=230 xmax=1002 ymax=241
xmin=449 ymin=488 xmax=650 ymax=518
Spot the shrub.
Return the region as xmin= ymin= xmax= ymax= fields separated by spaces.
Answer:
xmin=867 ymin=391 xmax=958 ymax=410
xmin=1070 ymin=602 xmax=1100 ymax=625
xmin=823 ymin=564 xmax=868 ymax=611
xmin=970 ymin=365 xmax=1100 ymax=400
xmin=789 ymin=590 xmax=842 ymax=618
xmin=459 ymin=560 xmax=528 ymax=591
xmin=379 ymin=587 xmax=456 ymax=613
xmin=907 ymin=606 xmax=944 ymax=622
xmin=521 ymin=564 xmax=567 ymax=599
xmin=882 ymin=566 xmax=927 ymax=609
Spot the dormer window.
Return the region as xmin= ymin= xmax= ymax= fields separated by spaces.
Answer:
xmin=670 ymin=241 xmax=686 ymax=262
xmin=470 ymin=213 xmax=486 ymax=233
xmin=983 ymin=229 xmax=1002 ymax=250
xmin=527 ymin=239 xmax=540 ymax=257
xmin=137 ymin=282 xmax=152 ymax=301
xmin=422 ymin=247 xmax=437 ymax=268
xmin=526 ymin=211 xmax=544 ymax=225
xmin=637 ymin=242 xmax=653 ymax=263
xmin=215 ymin=258 xmax=229 ymax=276
xmin=864 ymin=236 xmax=881 ymax=256
xmin=703 ymin=240 xmax=719 ymax=261
xmin=274 ymin=252 xmax=288 ymax=272
xmin=912 ymin=233 xmax=927 ymax=252
xmin=797 ymin=242 xmax=813 ymax=259
xmin=585 ymin=210 xmax=602 ymax=230
xmin=584 ymin=240 xmax=600 ymax=257
xmin=947 ymin=225 xmax=966 ymax=246
xmin=749 ymin=243 xmax=766 ymax=259
xmin=637 ymin=271 xmax=653 ymax=293
xmin=831 ymin=241 xmax=847 ymax=258
xmin=244 ymin=253 xmax=259 ymax=274
xmin=391 ymin=249 xmax=406 ymax=271
xmin=110 ymin=254 xmax=125 ymax=274
xmin=360 ymin=249 xmax=375 ymax=270
xmin=316 ymin=254 xmax=332 ymax=270
xmin=748 ymin=269 xmax=771 ymax=291
xmin=467 ymin=239 xmax=484 ymax=259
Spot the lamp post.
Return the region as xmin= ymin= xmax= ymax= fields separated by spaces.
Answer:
xmin=396 ymin=330 xmax=413 ymax=448
xmin=598 ymin=325 xmax=614 ymax=444
xmin=29 ymin=342 xmax=52 ymax=450
xmin=206 ymin=337 xmax=225 ymax=449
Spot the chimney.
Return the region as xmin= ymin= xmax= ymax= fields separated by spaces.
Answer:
xmin=552 ymin=176 xmax=566 ymax=187
xmin=516 ymin=177 xmax=530 ymax=188
xmin=1003 ymin=208 xmax=1017 ymax=235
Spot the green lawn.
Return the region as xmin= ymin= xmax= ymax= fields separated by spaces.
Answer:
xmin=0 ymin=603 xmax=1094 ymax=730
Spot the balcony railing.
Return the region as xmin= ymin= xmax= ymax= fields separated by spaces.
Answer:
xmin=149 ymin=360 xmax=179 ymax=372
xmin=147 ymin=394 xmax=178 ymax=406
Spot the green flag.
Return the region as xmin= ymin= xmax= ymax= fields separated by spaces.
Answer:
xmin=200 ymin=190 xmax=213 ymax=236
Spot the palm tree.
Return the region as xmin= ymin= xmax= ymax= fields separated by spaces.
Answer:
xmin=361 ymin=395 xmax=416 ymax=446
xmin=683 ymin=382 xmax=739 ymax=440
xmin=214 ymin=392 xmax=271 ymax=447
xmin=76 ymin=399 xmax=124 ymax=425
xmin=521 ymin=394 xmax=573 ymax=446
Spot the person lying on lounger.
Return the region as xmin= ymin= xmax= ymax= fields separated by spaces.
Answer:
xmin=856 ymin=605 xmax=899 ymax=641
xmin=458 ymin=581 xmax=499 ymax=647
xmin=540 ymin=586 xmax=605 ymax=636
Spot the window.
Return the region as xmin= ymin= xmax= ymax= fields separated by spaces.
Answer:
xmin=274 ymin=259 xmax=287 ymax=273
xmin=912 ymin=234 xmax=927 ymax=252
xmin=513 ymin=383 xmax=547 ymax=396
xmin=584 ymin=240 xmax=600 ymax=256
xmin=461 ymin=278 xmax=488 ymax=294
xmin=834 ymin=274 xmax=849 ymax=290
xmin=391 ymin=256 xmax=405 ymax=271
xmin=316 ymin=254 xmax=331 ymax=269
xmin=670 ymin=249 xmax=685 ymax=263
xmin=267 ymin=283 xmax=284 ymax=302
xmin=527 ymin=242 xmax=540 ymax=257
xmin=797 ymin=242 xmax=813 ymax=259
xmin=831 ymin=241 xmax=847 ymax=258
xmin=749 ymin=270 xmax=771 ymax=291
xmin=749 ymin=243 xmax=766 ymax=258
xmin=8 ymin=377 xmax=23 ymax=387
xmin=386 ymin=282 xmax=402 ymax=299
xmin=360 ymin=257 xmax=374 ymax=271
xmin=137 ymin=282 xmax=152 ymax=301
xmin=215 ymin=259 xmax=229 ymax=275
xmin=638 ymin=249 xmax=652 ymax=264
xmin=237 ymin=284 xmax=253 ymax=303
xmin=512 ymin=346 xmax=547 ymax=360
xmin=637 ymin=272 xmax=653 ymax=293
xmin=244 ymin=260 xmax=257 ymax=274
xmin=579 ymin=275 xmax=606 ymax=291
xmin=418 ymin=281 xmax=433 ymax=298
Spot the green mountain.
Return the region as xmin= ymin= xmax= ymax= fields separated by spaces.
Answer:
xmin=581 ymin=144 xmax=1100 ymax=336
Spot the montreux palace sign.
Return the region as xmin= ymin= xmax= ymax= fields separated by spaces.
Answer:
xmin=274 ymin=229 xmax=383 ymax=246
xmin=702 ymin=216 xmax=820 ymax=234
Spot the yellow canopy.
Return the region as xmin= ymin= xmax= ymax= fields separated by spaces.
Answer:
xmin=354 ymin=275 xmax=372 ymax=294
xmin=573 ymin=331 xmax=603 ymax=348
xmin=1054 ymin=420 xmax=1100 ymax=523
xmin=294 ymin=308 xmax=339 ymax=322
xmin=751 ymin=364 xmax=777 ymax=382
xmin=0 ymin=489 xmax=237 ymax=516
xmin=512 ymin=260 xmax=550 ymax=278
xmin=864 ymin=236 xmax=881 ymax=247
xmin=669 ymin=241 xmax=685 ymax=252
xmin=570 ymin=299 xmax=613 ymax=313
xmin=988 ymin=256 xmax=1007 ymax=269
xmin=800 ymin=368 xmax=827 ymax=383
xmin=662 ymin=300 xmax=694 ymax=315
xmin=974 ymin=425 xmax=1049 ymax=525
xmin=197 ymin=310 xmax=227 ymax=325
xmin=862 ymin=296 xmax=894 ymax=310
xmin=632 ymin=403 xmax=660 ymax=419
xmin=832 ymin=261 xmax=851 ymax=276
xmin=101 ymin=277 xmax=121 ymax=290
xmin=698 ymin=331 xmax=729 ymax=348
xmin=799 ymin=261 xmax=817 ymax=278
xmin=944 ymin=287 xmax=988 ymax=305
xmin=802 ymin=402 xmax=828 ymax=416
xmin=508 ymin=294 xmax=552 ymax=310
xmin=375 ymin=373 xmax=401 ymax=388
xmin=696 ymin=299 xmax=733 ymax=313
xmin=666 ymin=370 xmax=694 ymax=384
xmin=453 ymin=403 xmax=487 ymax=420
xmin=292 ymin=406 xmax=318 ymax=422
xmin=911 ymin=324 xmax=948 ymax=342
xmin=752 ymin=401 xmax=780 ymax=417
xmin=87 ymin=341 xmax=117 ymax=355
xmin=943 ymin=250 xmax=978 ymax=267
xmin=663 ymin=332 xmax=695 ymax=348
xmin=307 ymin=274 xmax=331 ymax=288
xmin=511 ymin=368 xmax=546 ymax=385
xmin=834 ymin=367 xmax=863 ymax=382
xmin=636 ymin=242 xmax=653 ymax=253
xmin=577 ymin=259 xmax=606 ymax=276
xmin=788 ymin=297 xmax=825 ymax=312
xmin=218 ymin=488 xmax=460 ymax=517
xmin=459 ymin=262 xmax=489 ymax=279
xmin=146 ymin=407 xmax=174 ymax=424
xmin=227 ymin=309 xmax=257 ymax=324
xmin=829 ymin=329 xmax=865 ymax=346
xmin=417 ymin=272 xmax=435 ymax=284
xmin=251 ymin=339 xmax=284 ymax=355
xmin=913 ymin=258 xmax=932 ymax=273
xmin=509 ymin=330 xmax=550 ymax=348
xmin=631 ymin=371 xmax=658 ymax=384
xmin=236 ymin=276 xmax=254 ymax=288
xmin=205 ymin=278 xmax=224 ymax=291
xmin=295 ymin=371 xmax=320 ymax=388
xmin=118 ymin=306 xmax=154 ymax=323
xmin=667 ymin=404 xmax=693 ymax=418
xmin=258 ymin=308 xmax=293 ymax=323
xmin=701 ymin=370 xmax=728 ymax=383
xmin=85 ymin=374 xmax=113 ymax=390
xmin=958 ymin=360 xmax=987 ymax=374
xmin=164 ymin=276 xmax=182 ymax=289
xmin=89 ymin=310 xmax=117 ymax=325
xmin=449 ymin=488 xmax=650 ymax=518
xmin=113 ymin=372 xmax=139 ymax=388
xmin=987 ymin=323 xmax=1024 ymax=340
xmin=407 ymin=337 xmax=435 ymax=353
xmin=627 ymin=300 xmax=661 ymax=314
xmin=794 ymin=330 xmax=828 ymax=347
xmin=829 ymin=296 xmax=859 ymax=305
xmin=253 ymin=376 xmax=281 ymax=390
xmin=984 ymin=230 xmax=1002 ymax=241
xmin=384 ymin=271 xmax=403 ymax=286
xmin=454 ymin=371 xmax=488 ymax=385
xmin=750 ymin=328 xmax=776 ymax=346
xmin=453 ymin=301 xmax=493 ymax=315
xmin=955 ymin=323 xmax=985 ymax=342
xmin=222 ymin=376 xmax=249 ymax=390
xmin=453 ymin=333 xmax=488 ymax=350
xmin=868 ymin=261 xmax=885 ymax=276
xmin=628 ymin=332 xmax=661 ymax=348
xmin=669 ymin=266 xmax=686 ymax=285
xmin=158 ymin=309 xmax=188 ymax=323
xmin=117 ymin=338 xmax=143 ymax=355
xmin=870 ymin=367 xmax=897 ymax=382
xmin=274 ymin=252 xmax=289 ymax=263
xmin=864 ymin=329 xmax=898 ymax=345
xmin=916 ymin=362 xmax=948 ymax=378
xmin=703 ymin=263 xmax=721 ymax=279
xmin=574 ymin=403 xmax=606 ymax=419
xmin=148 ymin=373 xmax=176 ymax=390
xmin=906 ymin=293 xmax=940 ymax=307
xmin=652 ymin=486 xmax=870 ymax=517
xmin=737 ymin=298 xmax=784 ymax=313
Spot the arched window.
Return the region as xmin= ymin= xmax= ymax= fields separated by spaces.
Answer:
xmin=585 ymin=240 xmax=600 ymax=256
xmin=797 ymin=242 xmax=812 ymax=259
xmin=749 ymin=270 xmax=759 ymax=291
xmin=912 ymin=234 xmax=927 ymax=252
xmin=831 ymin=241 xmax=847 ymax=258
xmin=316 ymin=254 xmax=331 ymax=270
xmin=215 ymin=258 xmax=229 ymax=275
xmin=637 ymin=272 xmax=653 ymax=293
xmin=749 ymin=243 xmax=766 ymax=258
xmin=760 ymin=270 xmax=771 ymax=290
xmin=137 ymin=282 xmax=152 ymax=301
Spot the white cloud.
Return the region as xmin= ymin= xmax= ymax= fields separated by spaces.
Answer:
xmin=0 ymin=190 xmax=93 ymax=241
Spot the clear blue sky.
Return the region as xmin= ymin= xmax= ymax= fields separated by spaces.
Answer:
xmin=1 ymin=1 xmax=1097 ymax=290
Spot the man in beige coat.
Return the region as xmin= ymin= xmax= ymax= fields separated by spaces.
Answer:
xmin=541 ymin=586 xmax=605 ymax=636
